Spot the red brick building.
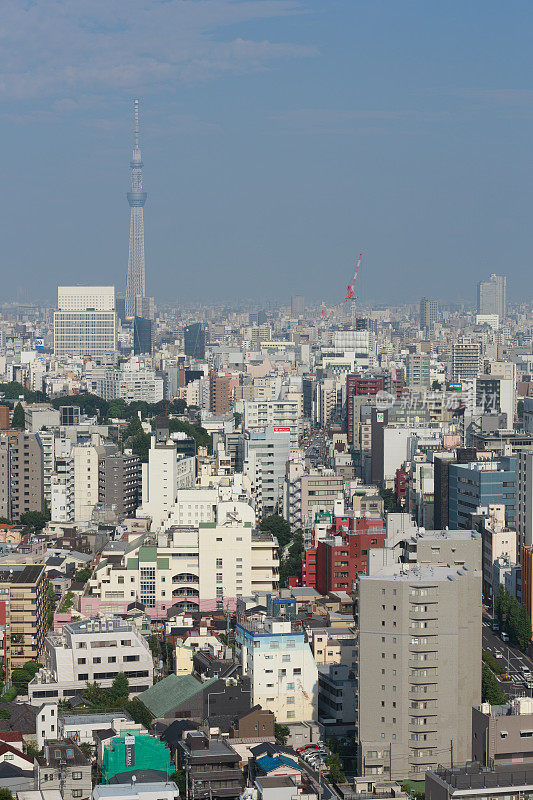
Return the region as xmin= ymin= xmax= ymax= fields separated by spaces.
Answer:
xmin=315 ymin=527 xmax=386 ymax=595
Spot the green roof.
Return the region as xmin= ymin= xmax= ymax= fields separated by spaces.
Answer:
xmin=157 ymin=558 xmax=169 ymax=570
xmin=139 ymin=674 xmax=217 ymax=717
xmin=126 ymin=558 xmax=139 ymax=570
xmin=139 ymin=547 xmax=157 ymax=562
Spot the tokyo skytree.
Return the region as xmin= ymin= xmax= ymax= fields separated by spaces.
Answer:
xmin=125 ymin=99 xmax=147 ymax=317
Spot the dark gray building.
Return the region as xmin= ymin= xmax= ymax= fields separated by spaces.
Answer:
xmin=184 ymin=323 xmax=206 ymax=360
xmin=98 ymin=452 xmax=141 ymax=518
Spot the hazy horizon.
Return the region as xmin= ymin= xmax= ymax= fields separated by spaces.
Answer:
xmin=2 ymin=1 xmax=532 ymax=305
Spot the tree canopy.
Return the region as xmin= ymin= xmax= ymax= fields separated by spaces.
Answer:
xmin=20 ymin=510 xmax=49 ymax=532
xmin=495 ymin=585 xmax=532 ymax=651
xmin=259 ymin=515 xmax=292 ymax=549
xmin=11 ymin=402 xmax=25 ymax=429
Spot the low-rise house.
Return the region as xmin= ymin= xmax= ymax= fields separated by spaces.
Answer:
xmin=36 ymin=739 xmax=92 ymax=800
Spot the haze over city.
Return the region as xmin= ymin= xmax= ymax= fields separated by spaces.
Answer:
xmin=2 ymin=0 xmax=533 ymax=304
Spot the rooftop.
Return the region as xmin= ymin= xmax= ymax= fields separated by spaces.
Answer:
xmin=429 ymin=763 xmax=533 ymax=791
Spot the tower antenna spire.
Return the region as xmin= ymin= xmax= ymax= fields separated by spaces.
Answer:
xmin=134 ymin=98 xmax=140 ymax=149
xmin=126 ymin=98 xmax=147 ymax=317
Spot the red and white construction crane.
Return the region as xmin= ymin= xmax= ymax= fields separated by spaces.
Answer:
xmin=321 ymin=252 xmax=363 ymax=320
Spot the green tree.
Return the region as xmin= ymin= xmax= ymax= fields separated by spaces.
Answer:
xmin=518 ymin=400 xmax=524 ymax=422
xmin=325 ymin=752 xmax=346 ymax=783
xmin=259 ymin=515 xmax=292 ymax=549
xmin=482 ymin=663 xmax=507 ymax=705
xmin=431 ymin=380 xmax=442 ymax=391
xmin=518 ymin=605 xmax=533 ymax=652
xmin=25 ymin=743 xmax=39 ymax=760
xmin=11 ymin=402 xmax=25 ymax=429
xmin=0 ymin=518 xmax=11 ymax=525
xmin=274 ymin=723 xmax=290 ymax=746
xmin=380 ymin=488 xmax=399 ymax=513
xmin=11 ymin=669 xmax=32 ymax=693
xmin=23 ymin=662 xmax=41 ymax=678
xmin=19 ymin=510 xmax=49 ymax=531
xmin=79 ymin=742 xmax=93 ymax=759
xmin=170 ymin=771 xmax=187 ymax=796
xmin=83 ymin=682 xmax=107 ymax=706
xmin=75 ymin=568 xmax=92 ymax=583
xmin=0 ymin=788 xmax=14 ymax=800
xmin=125 ymin=413 xmax=144 ymax=438
xmin=108 ymin=672 xmax=129 ymax=703
xmin=279 ymin=529 xmax=304 ymax=586
xmin=130 ymin=432 xmax=151 ymax=463
xmin=125 ymin=698 xmax=153 ymax=729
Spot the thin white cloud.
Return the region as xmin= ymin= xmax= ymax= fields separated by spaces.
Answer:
xmin=269 ymin=107 xmax=450 ymax=134
xmin=0 ymin=0 xmax=317 ymax=102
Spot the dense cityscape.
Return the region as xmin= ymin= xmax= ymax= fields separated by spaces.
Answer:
xmin=2 ymin=5 xmax=533 ymax=800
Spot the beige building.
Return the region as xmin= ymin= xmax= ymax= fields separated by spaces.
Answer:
xmin=472 ymin=697 xmax=533 ymax=768
xmin=0 ymin=564 xmax=48 ymax=674
xmin=300 ymin=471 xmax=344 ymax=524
xmin=0 ymin=431 xmax=44 ymax=522
xmin=356 ymin=561 xmax=481 ymax=780
xmin=73 ymin=441 xmax=108 ymax=522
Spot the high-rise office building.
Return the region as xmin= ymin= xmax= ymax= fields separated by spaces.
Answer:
xmin=477 ymin=274 xmax=506 ymax=318
xmin=54 ymin=286 xmax=117 ymax=357
xmin=184 ymin=322 xmax=206 ymax=360
xmin=451 ymin=339 xmax=482 ymax=382
xmin=133 ymin=316 xmax=153 ymax=355
xmin=126 ymin=100 xmax=147 ymax=318
xmin=406 ymin=353 xmax=431 ymax=388
xmin=420 ymin=298 xmax=439 ymax=331
xmin=209 ymin=373 xmax=231 ymax=415
xmin=291 ymin=295 xmax=305 ymax=316
xmin=356 ymin=561 xmax=481 ymax=779
xmin=0 ymin=432 xmax=44 ymax=522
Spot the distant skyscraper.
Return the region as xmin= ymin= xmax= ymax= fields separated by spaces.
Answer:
xmin=291 ymin=295 xmax=305 ymax=316
xmin=477 ymin=274 xmax=506 ymax=318
xmin=133 ymin=316 xmax=153 ymax=355
xmin=54 ymin=286 xmax=116 ymax=357
xmin=420 ymin=297 xmax=439 ymax=331
xmin=184 ymin=323 xmax=206 ymax=360
xmin=126 ymin=99 xmax=147 ymax=318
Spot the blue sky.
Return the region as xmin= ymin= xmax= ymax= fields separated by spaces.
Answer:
xmin=2 ymin=0 xmax=533 ymax=306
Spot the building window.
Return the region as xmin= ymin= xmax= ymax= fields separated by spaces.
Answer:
xmin=72 ymin=772 xmax=82 ymax=780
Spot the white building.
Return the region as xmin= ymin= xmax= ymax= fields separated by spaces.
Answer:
xmin=140 ymin=438 xmax=178 ymax=529
xmin=236 ymin=617 xmax=318 ymax=723
xmin=28 ymin=617 xmax=154 ymax=703
xmin=244 ymin=399 xmax=301 ymax=448
xmin=92 ymin=782 xmax=179 ymax=800
xmin=54 ymin=286 xmax=117 ymax=357
xmin=50 ymin=454 xmax=75 ymax=522
xmin=244 ymin=426 xmax=291 ymax=516
xmin=73 ymin=441 xmax=108 ymax=522
xmin=82 ymin=503 xmax=277 ymax=618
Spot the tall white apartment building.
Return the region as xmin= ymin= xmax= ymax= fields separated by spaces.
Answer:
xmin=244 ymin=426 xmax=291 ymax=516
xmin=73 ymin=441 xmax=108 ymax=522
xmin=54 ymin=286 xmax=117 ymax=357
xmin=236 ymin=617 xmax=318 ymax=723
xmin=28 ymin=617 xmax=153 ymax=703
xmin=244 ymin=399 xmax=301 ymax=448
xmin=50 ymin=454 xmax=75 ymax=522
xmin=140 ymin=438 xmax=178 ymax=529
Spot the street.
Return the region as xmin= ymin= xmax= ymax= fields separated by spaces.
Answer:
xmin=482 ymin=618 xmax=533 ymax=698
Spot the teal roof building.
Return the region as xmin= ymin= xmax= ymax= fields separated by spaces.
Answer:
xmin=102 ymin=729 xmax=171 ymax=783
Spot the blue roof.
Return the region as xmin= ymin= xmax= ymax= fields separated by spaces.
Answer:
xmin=256 ymin=754 xmax=302 ymax=773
